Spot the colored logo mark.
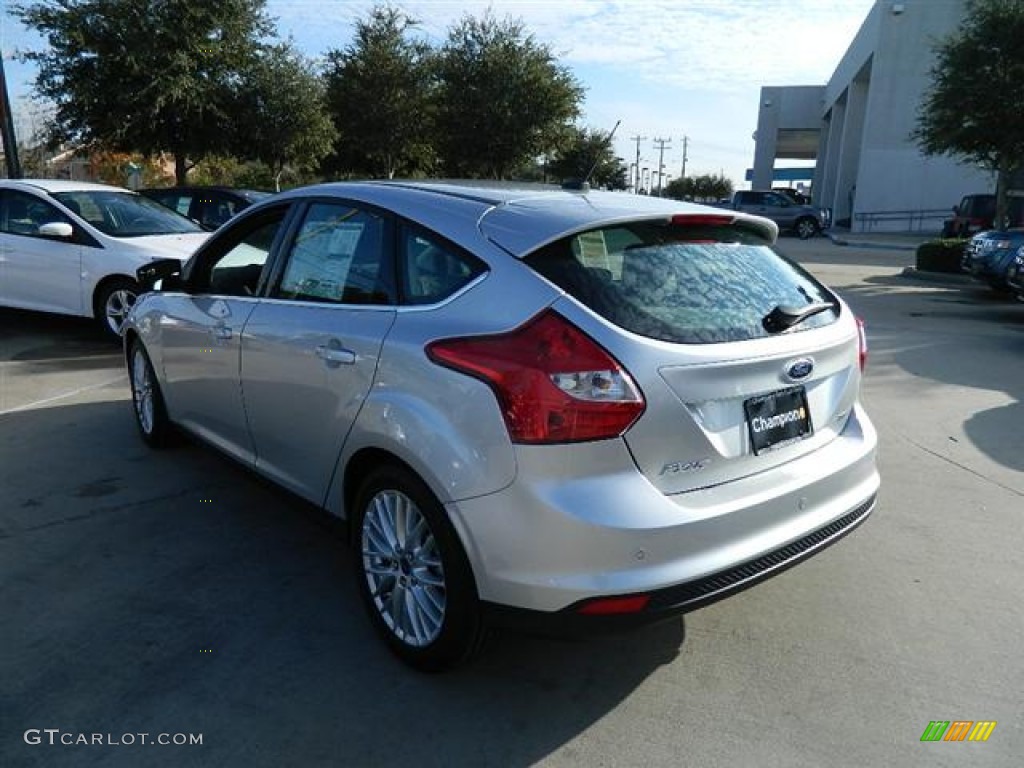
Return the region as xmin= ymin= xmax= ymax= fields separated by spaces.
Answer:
xmin=920 ymin=720 xmax=996 ymax=742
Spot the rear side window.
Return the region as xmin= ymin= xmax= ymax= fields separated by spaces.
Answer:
xmin=400 ymin=226 xmax=485 ymax=305
xmin=525 ymin=221 xmax=837 ymax=344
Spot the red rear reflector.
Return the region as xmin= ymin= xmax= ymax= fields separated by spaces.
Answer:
xmin=856 ymin=316 xmax=868 ymax=371
xmin=577 ymin=595 xmax=651 ymax=615
xmin=670 ymin=213 xmax=734 ymax=227
xmin=427 ymin=310 xmax=645 ymax=444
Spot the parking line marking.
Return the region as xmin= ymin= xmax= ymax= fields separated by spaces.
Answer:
xmin=0 ymin=373 xmax=126 ymax=415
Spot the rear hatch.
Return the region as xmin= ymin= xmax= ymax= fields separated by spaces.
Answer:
xmin=493 ymin=210 xmax=863 ymax=494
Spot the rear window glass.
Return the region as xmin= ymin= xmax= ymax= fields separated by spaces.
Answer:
xmin=525 ymin=221 xmax=837 ymax=344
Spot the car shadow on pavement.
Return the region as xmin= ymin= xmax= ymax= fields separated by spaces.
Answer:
xmin=1 ymin=308 xmax=119 ymax=371
xmin=2 ymin=399 xmax=684 ymax=768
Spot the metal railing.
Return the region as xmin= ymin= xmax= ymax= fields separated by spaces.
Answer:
xmin=853 ymin=209 xmax=950 ymax=232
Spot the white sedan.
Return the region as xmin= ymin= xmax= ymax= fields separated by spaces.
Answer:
xmin=0 ymin=179 xmax=209 ymax=337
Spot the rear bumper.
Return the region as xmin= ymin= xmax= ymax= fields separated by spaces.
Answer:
xmin=484 ymin=492 xmax=874 ymax=635
xmin=449 ymin=403 xmax=879 ymax=618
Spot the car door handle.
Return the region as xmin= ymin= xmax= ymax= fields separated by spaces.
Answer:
xmin=315 ymin=344 xmax=356 ymax=366
xmin=211 ymin=325 xmax=232 ymax=340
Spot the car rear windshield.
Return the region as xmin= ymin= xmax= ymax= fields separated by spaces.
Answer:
xmin=524 ymin=220 xmax=838 ymax=344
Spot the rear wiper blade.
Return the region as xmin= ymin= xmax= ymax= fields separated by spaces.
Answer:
xmin=762 ymin=301 xmax=835 ymax=333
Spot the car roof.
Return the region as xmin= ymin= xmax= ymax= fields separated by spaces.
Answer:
xmin=270 ymin=180 xmax=778 ymax=256
xmin=0 ymin=178 xmax=135 ymax=194
xmin=141 ymin=185 xmax=269 ymax=195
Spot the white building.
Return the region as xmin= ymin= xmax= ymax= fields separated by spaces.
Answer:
xmin=752 ymin=0 xmax=993 ymax=233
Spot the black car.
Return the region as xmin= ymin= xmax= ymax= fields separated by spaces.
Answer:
xmin=140 ymin=186 xmax=271 ymax=230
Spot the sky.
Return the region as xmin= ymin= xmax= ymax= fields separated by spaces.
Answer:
xmin=1 ymin=0 xmax=877 ymax=188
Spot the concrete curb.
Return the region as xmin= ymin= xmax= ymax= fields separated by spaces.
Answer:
xmin=899 ymin=266 xmax=975 ymax=285
xmin=826 ymin=232 xmax=920 ymax=251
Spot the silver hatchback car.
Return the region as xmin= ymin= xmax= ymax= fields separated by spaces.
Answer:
xmin=124 ymin=181 xmax=878 ymax=670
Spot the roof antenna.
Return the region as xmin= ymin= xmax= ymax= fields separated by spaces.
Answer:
xmin=564 ymin=119 xmax=622 ymax=192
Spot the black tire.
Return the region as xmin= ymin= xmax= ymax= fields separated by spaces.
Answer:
xmin=795 ymin=216 xmax=819 ymax=240
xmin=352 ymin=464 xmax=484 ymax=672
xmin=95 ymin=277 xmax=141 ymax=339
xmin=127 ymin=339 xmax=173 ymax=448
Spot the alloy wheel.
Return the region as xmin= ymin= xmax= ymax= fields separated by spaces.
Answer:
xmin=361 ymin=489 xmax=447 ymax=647
xmin=105 ymin=288 xmax=137 ymax=335
xmin=130 ymin=347 xmax=154 ymax=435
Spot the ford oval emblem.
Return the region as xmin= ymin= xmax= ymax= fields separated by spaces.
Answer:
xmin=786 ymin=358 xmax=814 ymax=381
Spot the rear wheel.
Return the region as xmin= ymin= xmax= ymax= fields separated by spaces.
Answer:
xmin=795 ymin=216 xmax=819 ymax=240
xmin=128 ymin=340 xmax=173 ymax=448
xmin=95 ymin=277 xmax=140 ymax=339
xmin=353 ymin=464 xmax=484 ymax=672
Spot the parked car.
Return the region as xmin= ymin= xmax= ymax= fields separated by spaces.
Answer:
xmin=124 ymin=181 xmax=879 ymax=670
xmin=140 ymin=186 xmax=271 ymax=230
xmin=725 ymin=190 xmax=828 ymax=239
xmin=962 ymin=229 xmax=1024 ymax=293
xmin=941 ymin=193 xmax=1024 ymax=238
xmin=0 ymin=179 xmax=209 ymax=337
xmin=1004 ymin=250 xmax=1024 ymax=300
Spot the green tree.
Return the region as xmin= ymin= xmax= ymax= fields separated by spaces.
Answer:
xmin=546 ymin=125 xmax=628 ymax=189
xmin=12 ymin=0 xmax=274 ymax=184
xmin=235 ymin=42 xmax=336 ymax=190
xmin=914 ymin=0 xmax=1024 ymax=228
xmin=433 ymin=11 xmax=584 ymax=179
xmin=322 ymin=6 xmax=435 ymax=179
xmin=665 ymin=173 xmax=733 ymax=202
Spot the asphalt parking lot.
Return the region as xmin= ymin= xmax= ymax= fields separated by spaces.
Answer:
xmin=2 ymin=237 xmax=1022 ymax=768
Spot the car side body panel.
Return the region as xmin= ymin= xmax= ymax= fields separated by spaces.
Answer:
xmin=241 ymin=300 xmax=398 ymax=504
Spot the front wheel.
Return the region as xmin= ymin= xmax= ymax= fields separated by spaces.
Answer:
xmin=353 ymin=464 xmax=484 ymax=672
xmin=795 ymin=217 xmax=819 ymax=240
xmin=128 ymin=340 xmax=173 ymax=448
xmin=95 ymin=278 xmax=140 ymax=339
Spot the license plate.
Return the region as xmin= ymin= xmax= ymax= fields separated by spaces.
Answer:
xmin=744 ymin=386 xmax=813 ymax=454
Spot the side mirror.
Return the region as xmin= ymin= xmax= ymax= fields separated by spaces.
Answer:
xmin=137 ymin=258 xmax=185 ymax=292
xmin=38 ymin=221 xmax=74 ymax=238
xmin=156 ymin=274 xmax=187 ymax=292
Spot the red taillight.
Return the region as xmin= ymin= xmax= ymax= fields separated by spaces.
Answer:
xmin=577 ymin=595 xmax=651 ymax=615
xmin=426 ymin=310 xmax=645 ymax=444
xmin=856 ymin=316 xmax=868 ymax=371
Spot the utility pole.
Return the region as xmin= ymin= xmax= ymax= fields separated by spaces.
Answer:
xmin=630 ymin=134 xmax=646 ymax=194
xmin=0 ymin=52 xmax=22 ymax=179
xmin=680 ymin=136 xmax=688 ymax=181
xmin=652 ymin=137 xmax=671 ymax=196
